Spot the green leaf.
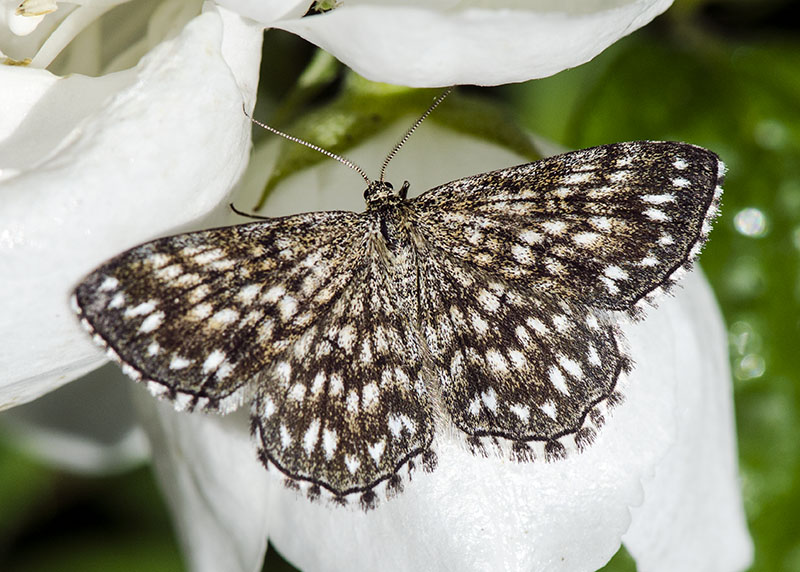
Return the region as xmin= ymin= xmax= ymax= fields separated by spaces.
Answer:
xmin=253 ymin=75 xmax=540 ymax=209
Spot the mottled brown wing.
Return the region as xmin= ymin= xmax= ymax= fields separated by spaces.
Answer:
xmin=251 ymin=238 xmax=435 ymax=506
xmin=73 ymin=211 xmax=367 ymax=413
xmin=414 ymin=239 xmax=628 ymax=460
xmin=408 ymin=141 xmax=723 ymax=312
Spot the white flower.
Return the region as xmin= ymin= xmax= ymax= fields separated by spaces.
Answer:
xmin=0 ymin=0 xmax=677 ymax=404
xmin=0 ymin=1 xmax=752 ymax=571
xmin=133 ymin=122 xmax=752 ymax=572
xmin=273 ymin=0 xmax=675 ymax=86
xmin=0 ymin=2 xmax=269 ymax=406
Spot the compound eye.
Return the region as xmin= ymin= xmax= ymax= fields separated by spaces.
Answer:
xmin=363 ymin=188 xmax=370 ymax=200
xmin=385 ymin=182 xmax=393 ymax=190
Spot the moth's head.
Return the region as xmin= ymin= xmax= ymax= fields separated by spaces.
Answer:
xmin=364 ymin=180 xmax=410 ymax=209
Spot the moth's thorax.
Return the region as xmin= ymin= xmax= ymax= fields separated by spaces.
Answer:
xmin=364 ymin=180 xmax=404 ymax=211
xmin=368 ymin=206 xmax=420 ymax=324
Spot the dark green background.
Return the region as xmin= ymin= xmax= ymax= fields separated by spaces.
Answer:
xmin=2 ymin=0 xmax=798 ymax=570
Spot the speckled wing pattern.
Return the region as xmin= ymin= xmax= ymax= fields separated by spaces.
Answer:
xmin=410 ymin=142 xmax=721 ymax=312
xmin=250 ymin=243 xmax=436 ymax=507
xmin=407 ymin=141 xmax=723 ymax=459
xmin=413 ymin=248 xmax=627 ymax=461
xmin=74 ymin=212 xmax=365 ymax=413
xmin=73 ymin=140 xmax=723 ymax=509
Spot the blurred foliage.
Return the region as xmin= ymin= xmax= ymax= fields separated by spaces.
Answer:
xmin=506 ymin=5 xmax=800 ymax=570
xmin=0 ymin=440 xmax=183 ymax=571
xmin=2 ymin=0 xmax=799 ymax=570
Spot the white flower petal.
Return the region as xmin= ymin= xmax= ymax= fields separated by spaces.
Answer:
xmin=216 ymin=0 xmax=311 ymax=23
xmin=0 ymin=5 xmax=262 ymax=407
xmin=4 ymin=1 xmax=50 ymax=36
xmin=132 ymin=386 xmax=272 ymax=572
xmin=624 ymin=271 xmax=753 ymax=572
xmin=276 ymin=0 xmax=674 ymax=87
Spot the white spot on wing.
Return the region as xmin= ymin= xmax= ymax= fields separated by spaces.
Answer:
xmin=362 ymin=382 xmax=379 ymax=409
xmin=540 ymin=400 xmax=558 ymax=420
xmin=310 ymin=372 xmax=326 ymax=395
xmin=202 ymin=349 xmax=226 ymax=373
xmin=289 ymin=383 xmax=306 ymax=402
xmin=124 ymin=300 xmax=156 ymax=318
xmin=175 ymin=273 xmax=201 ymax=287
xmin=189 ymin=302 xmax=214 ymax=321
xmin=481 ymin=388 xmax=498 ymax=412
xmin=263 ymin=285 xmax=285 ymax=303
xmin=108 ymin=292 xmax=126 ymax=309
xmin=515 ymin=325 xmax=532 ymax=346
xmin=346 ymin=390 xmax=359 ymax=414
xmin=193 ymin=248 xmax=225 ymax=264
xmin=155 ymin=264 xmax=182 ymax=281
xmin=642 ymin=193 xmax=675 ymax=204
xmin=573 ymin=232 xmax=600 ymax=246
xmin=270 ymin=361 xmax=290 ymax=385
xmin=590 ymin=216 xmax=611 ymax=231
xmin=471 ymin=312 xmax=489 ymax=335
xmin=187 ymin=285 xmax=211 ymax=304
xmin=526 ymin=318 xmax=549 ymax=335
xmin=558 ymin=355 xmax=583 ymax=379
xmin=236 ymin=284 xmax=262 ymax=305
xmin=345 ymin=455 xmax=361 ymax=474
xmin=279 ymin=296 xmax=298 ymax=320
xmin=138 ymin=311 xmax=165 ymax=333
xmin=543 ymin=220 xmax=567 ymax=235
xmin=508 ymin=350 xmax=527 ymax=369
xmin=519 ymin=230 xmax=543 ymax=244
xmin=169 ymin=356 xmax=192 ymax=370
xmin=600 ymin=276 xmax=620 ymax=294
xmin=329 ymin=373 xmax=343 ymax=396
xmin=604 ymin=265 xmax=629 ymax=280
xmin=303 ymin=419 xmax=320 ymax=454
xmin=263 ymin=396 xmax=276 ymax=418
xmin=588 ymin=344 xmax=601 ymax=366
xmin=99 ymin=276 xmax=119 ymax=291
xmin=209 ymin=258 xmax=235 ymax=271
xmin=510 ymin=403 xmax=530 ymax=422
xmin=644 ymin=208 xmax=669 ymax=222
xmin=552 ymin=315 xmax=570 ymax=333
xmin=565 ymin=171 xmax=593 ymax=184
xmin=367 ymin=440 xmax=385 ymax=464
xmin=279 ymin=424 xmax=292 ymax=449
xmin=478 ymin=289 xmax=500 ymax=312
xmin=337 ymin=323 xmax=356 ymax=352
xmin=548 ymin=366 xmax=570 ymax=395
xmin=486 ymin=349 xmax=508 ymax=374
xmin=511 ymin=244 xmax=532 ymax=264
xmin=210 ymin=308 xmax=239 ymax=327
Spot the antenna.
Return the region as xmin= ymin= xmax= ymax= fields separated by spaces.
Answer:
xmin=379 ymin=87 xmax=454 ymax=183
xmin=243 ymin=87 xmax=453 ymax=188
xmin=243 ymin=104 xmax=371 ymax=185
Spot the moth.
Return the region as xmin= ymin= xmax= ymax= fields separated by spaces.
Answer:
xmin=73 ymin=91 xmax=723 ymax=509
